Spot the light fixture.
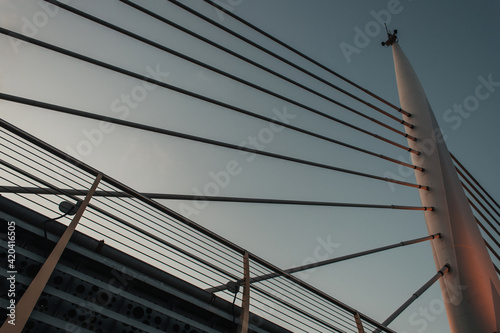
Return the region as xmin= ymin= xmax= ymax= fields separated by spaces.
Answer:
xmin=58 ymin=200 xmax=82 ymax=216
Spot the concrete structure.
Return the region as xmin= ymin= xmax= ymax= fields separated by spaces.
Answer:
xmin=392 ymin=42 xmax=500 ymax=332
xmin=0 ymin=196 xmax=291 ymax=333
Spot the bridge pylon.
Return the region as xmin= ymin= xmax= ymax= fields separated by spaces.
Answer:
xmin=391 ymin=41 xmax=500 ymax=332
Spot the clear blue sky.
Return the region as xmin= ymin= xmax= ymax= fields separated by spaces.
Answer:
xmin=1 ymin=0 xmax=499 ymax=332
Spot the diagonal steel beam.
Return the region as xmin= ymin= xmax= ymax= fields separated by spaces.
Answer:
xmin=206 ymin=234 xmax=440 ymax=293
xmin=374 ymin=264 xmax=450 ymax=333
xmin=0 ymin=174 xmax=102 ymax=332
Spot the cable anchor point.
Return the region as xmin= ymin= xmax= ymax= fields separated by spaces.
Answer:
xmin=381 ymin=23 xmax=398 ymax=46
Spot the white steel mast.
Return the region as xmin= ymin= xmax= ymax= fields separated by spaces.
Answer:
xmin=390 ymin=38 xmax=500 ymax=332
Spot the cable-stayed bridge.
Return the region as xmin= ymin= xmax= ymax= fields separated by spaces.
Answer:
xmin=0 ymin=1 xmax=499 ymax=332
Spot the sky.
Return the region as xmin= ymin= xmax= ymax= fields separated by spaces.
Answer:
xmin=1 ymin=0 xmax=499 ymax=332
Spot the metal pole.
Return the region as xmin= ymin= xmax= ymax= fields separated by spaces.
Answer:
xmin=207 ymin=234 xmax=440 ymax=293
xmin=354 ymin=311 xmax=365 ymax=333
xmin=392 ymin=41 xmax=500 ymax=332
xmin=0 ymin=186 xmax=433 ymax=211
xmin=0 ymin=174 xmax=102 ymax=332
xmin=378 ymin=264 xmax=450 ymax=330
xmin=285 ymin=234 xmax=440 ymax=274
xmin=237 ymin=252 xmax=250 ymax=333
